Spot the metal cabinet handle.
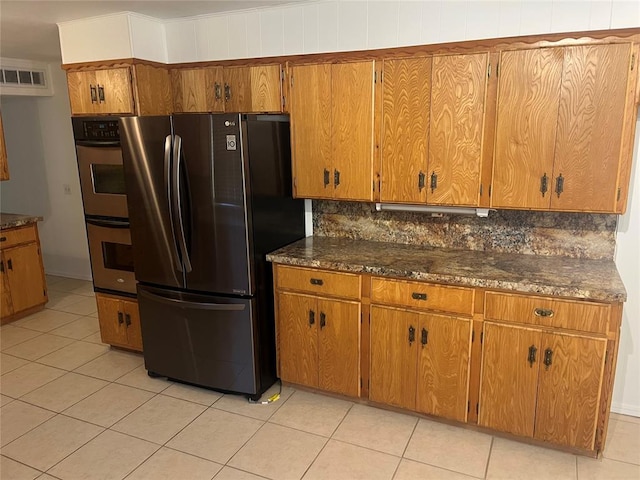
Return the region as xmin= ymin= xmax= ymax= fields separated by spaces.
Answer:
xmin=214 ymin=82 xmax=222 ymax=101
xmin=90 ymin=84 xmax=97 ymax=103
xmin=534 ymin=308 xmax=554 ymax=318
xmin=543 ymin=348 xmax=553 ymax=369
xmin=7 ymin=259 xmax=12 ymax=271
xmin=418 ymin=171 xmax=426 ymax=191
xmin=421 ymin=328 xmax=428 ymax=347
xmin=117 ymin=311 xmax=124 ymax=325
xmin=98 ymin=85 xmax=105 ymax=103
xmin=555 ymin=174 xmax=564 ymax=197
xmin=224 ymin=84 xmax=231 ymax=101
xmin=334 ymin=169 xmax=341 ymax=187
xmin=319 ymin=312 xmax=326 ymax=329
xmin=125 ymin=313 xmax=131 ymax=327
xmin=0 ymin=261 xmax=4 ymax=273
xmin=310 ymin=278 xmax=324 ymax=286
xmin=323 ymin=169 xmax=330 ymax=187
xmin=540 ymin=173 xmax=548 ymax=197
xmin=411 ymin=292 xmax=427 ymax=301
xmin=0 ymin=236 xmax=6 ymax=242
xmin=528 ymin=345 xmax=537 ymax=367
xmin=408 ymin=325 xmax=416 ymax=344
xmin=430 ymin=171 xmax=438 ymax=193
xmin=309 ymin=310 xmax=315 ymax=326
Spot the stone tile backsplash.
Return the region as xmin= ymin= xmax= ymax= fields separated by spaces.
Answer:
xmin=312 ymin=201 xmax=617 ymax=260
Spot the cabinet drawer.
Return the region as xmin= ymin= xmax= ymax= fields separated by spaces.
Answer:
xmin=0 ymin=225 xmax=37 ymax=250
xmin=371 ymin=277 xmax=474 ymax=316
xmin=485 ymin=292 xmax=610 ymax=334
xmin=276 ymin=266 xmax=361 ymax=300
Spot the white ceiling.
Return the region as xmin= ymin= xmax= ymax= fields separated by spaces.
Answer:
xmin=0 ymin=0 xmax=309 ymax=61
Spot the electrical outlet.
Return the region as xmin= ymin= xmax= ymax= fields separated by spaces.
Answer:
xmin=63 ymin=184 xmax=71 ymax=195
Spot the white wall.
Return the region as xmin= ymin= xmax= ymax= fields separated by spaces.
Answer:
xmin=1 ymin=65 xmax=91 ymax=280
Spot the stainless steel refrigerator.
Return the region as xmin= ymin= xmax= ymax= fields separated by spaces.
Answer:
xmin=119 ymin=113 xmax=305 ymax=399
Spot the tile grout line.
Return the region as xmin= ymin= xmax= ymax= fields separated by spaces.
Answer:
xmin=484 ymin=436 xmax=494 ymax=480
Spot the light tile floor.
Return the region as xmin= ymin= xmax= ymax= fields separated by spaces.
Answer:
xmin=0 ymin=275 xmax=638 ymax=480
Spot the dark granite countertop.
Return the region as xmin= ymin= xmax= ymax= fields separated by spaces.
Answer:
xmin=267 ymin=236 xmax=627 ymax=303
xmin=0 ymin=213 xmax=43 ymax=230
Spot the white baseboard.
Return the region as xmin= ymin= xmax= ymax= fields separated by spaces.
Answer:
xmin=611 ymin=402 xmax=640 ymax=418
xmin=45 ymin=269 xmax=93 ymax=281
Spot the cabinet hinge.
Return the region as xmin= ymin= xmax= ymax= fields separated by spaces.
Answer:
xmin=380 ymin=70 xmax=383 ymax=83
xmin=374 ymin=71 xmax=377 ymax=83
xmin=480 ymin=332 xmax=484 ymax=344
xmin=487 ymin=63 xmax=491 ymax=78
xmin=476 ymin=403 xmax=479 ymax=414
xmin=617 ymin=188 xmax=621 ymax=201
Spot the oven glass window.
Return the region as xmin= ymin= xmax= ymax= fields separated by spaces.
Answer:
xmin=102 ymin=242 xmax=134 ymax=272
xmin=91 ymin=164 xmax=126 ymax=195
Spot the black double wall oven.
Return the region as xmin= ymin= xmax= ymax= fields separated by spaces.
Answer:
xmin=73 ymin=116 xmax=136 ymax=295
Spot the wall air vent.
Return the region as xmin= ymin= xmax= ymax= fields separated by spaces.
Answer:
xmin=0 ymin=58 xmax=54 ymax=96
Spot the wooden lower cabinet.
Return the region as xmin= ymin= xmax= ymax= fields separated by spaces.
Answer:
xmin=277 ymin=291 xmax=360 ymax=397
xmin=0 ymin=224 xmax=47 ymax=323
xmin=370 ymin=305 xmax=471 ymax=422
xmin=479 ymin=322 xmax=607 ymax=450
xmin=96 ymin=293 xmax=143 ymax=351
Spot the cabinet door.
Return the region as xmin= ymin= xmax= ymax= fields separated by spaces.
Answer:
xmin=370 ymin=306 xmax=419 ymax=409
xmin=290 ymin=64 xmax=332 ymax=199
xmin=224 ymin=67 xmax=251 ymax=112
xmin=534 ymin=332 xmax=606 ymax=450
xmin=551 ymin=44 xmax=631 ymax=212
xmin=416 ymin=314 xmax=471 ymax=422
xmin=380 ymin=57 xmax=431 ymax=203
xmin=132 ymin=64 xmax=173 ymax=116
xmin=250 ymin=65 xmax=282 ymax=112
xmin=318 ymin=298 xmax=360 ymax=397
xmin=331 ymin=61 xmax=375 ymax=201
xmin=67 ymin=71 xmax=98 ymax=115
xmin=428 ymin=53 xmax=487 ymax=206
xmin=172 ymin=67 xmax=224 ymax=112
xmin=278 ymin=292 xmax=319 ymax=388
xmin=492 ymin=48 xmax=564 ymax=209
xmin=94 ymin=68 xmax=135 ymax=114
xmin=4 ymin=244 xmax=46 ymax=313
xmin=0 ymin=111 xmax=9 ymax=181
xmin=123 ymin=299 xmax=143 ymax=351
xmin=96 ymin=294 xmax=128 ymax=346
xmin=0 ymin=254 xmax=14 ymax=317
xmin=479 ymin=323 xmax=541 ymax=437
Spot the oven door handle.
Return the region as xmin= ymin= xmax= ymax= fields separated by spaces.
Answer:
xmin=86 ymin=218 xmax=130 ymax=228
xmin=171 ymin=134 xmax=192 ymax=273
xmin=76 ymin=140 xmax=121 ymax=147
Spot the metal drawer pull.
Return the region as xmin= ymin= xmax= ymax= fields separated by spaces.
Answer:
xmin=543 ymin=348 xmax=553 ymax=369
xmin=308 ymin=309 xmax=315 ymax=326
xmin=117 ymin=311 xmax=124 ymax=325
xmin=528 ymin=345 xmax=537 ymax=367
xmin=323 ymin=169 xmax=330 ymax=187
xmin=0 ymin=236 xmax=6 ymax=242
xmin=408 ymin=325 xmax=416 ymax=344
xmin=534 ymin=308 xmax=554 ymax=318
xmin=310 ymin=278 xmax=324 ymax=286
xmin=412 ymin=292 xmax=427 ymax=301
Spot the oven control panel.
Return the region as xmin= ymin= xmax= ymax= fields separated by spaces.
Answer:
xmin=83 ymin=120 xmax=119 ymax=139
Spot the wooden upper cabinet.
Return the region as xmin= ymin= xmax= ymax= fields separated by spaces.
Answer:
xmin=290 ymin=63 xmax=332 ymax=199
xmin=331 ymin=61 xmax=376 ymax=201
xmin=534 ymin=332 xmax=606 ymax=450
xmin=551 ymin=44 xmax=632 ymax=212
xmin=93 ymin=68 xmax=135 ymax=114
xmin=172 ymin=67 xmax=224 ymax=113
xmin=0 ymin=111 xmax=9 ymax=181
xmin=380 ymin=57 xmax=431 ymax=204
xmin=223 ymin=65 xmax=282 ymax=113
xmin=492 ymin=48 xmax=564 ymax=210
xmin=67 ymin=70 xmax=99 ymax=114
xmin=428 ymin=53 xmax=488 ymax=206
xmin=131 ymin=64 xmax=173 ymax=116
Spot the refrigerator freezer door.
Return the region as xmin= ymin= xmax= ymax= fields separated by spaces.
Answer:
xmin=120 ymin=116 xmax=184 ymax=289
xmin=173 ymin=114 xmax=252 ymax=296
xmin=137 ymin=285 xmax=261 ymax=394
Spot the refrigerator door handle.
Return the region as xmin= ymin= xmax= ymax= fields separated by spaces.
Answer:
xmin=139 ymin=288 xmax=246 ymax=311
xmin=165 ymin=134 xmax=183 ymax=273
xmin=171 ymin=134 xmax=193 ymax=273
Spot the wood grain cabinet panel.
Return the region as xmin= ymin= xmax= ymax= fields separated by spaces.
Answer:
xmin=479 ymin=322 xmax=542 ymax=437
xmin=380 ymin=57 xmax=431 ymax=203
xmin=416 ymin=313 xmax=471 ymax=422
xmin=131 ymin=64 xmax=173 ymax=116
xmin=289 ymin=63 xmax=332 ymax=199
xmin=223 ymin=65 xmax=282 ymax=113
xmin=67 ymin=70 xmax=99 ymax=115
xmin=428 ymin=53 xmax=488 ymax=206
xmin=93 ymin=68 xmax=135 ymax=114
xmin=277 ymin=292 xmax=319 ymax=388
xmin=551 ymin=44 xmax=631 ymax=212
xmin=492 ymin=47 xmax=564 ymax=210
xmin=370 ymin=305 xmax=419 ymax=410
xmin=96 ymin=293 xmax=143 ymax=352
xmin=534 ymin=332 xmax=606 ymax=450
xmin=0 ymin=111 xmax=7 ymax=181
xmin=290 ymin=61 xmax=375 ymax=201
xmin=223 ymin=67 xmax=252 ymax=113
xmin=172 ymin=67 xmax=224 ymax=113
xmin=276 ymin=265 xmax=361 ymax=300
